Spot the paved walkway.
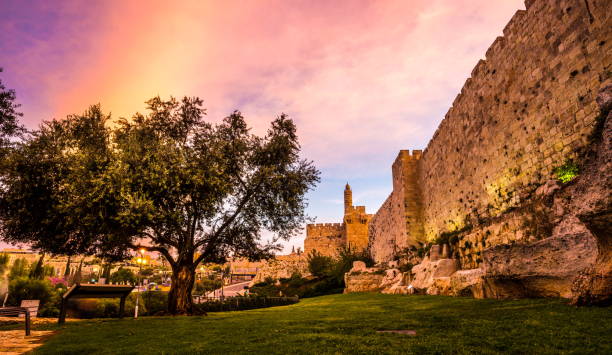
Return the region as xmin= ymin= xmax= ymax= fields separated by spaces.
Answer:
xmin=206 ymin=281 xmax=251 ymax=297
xmin=0 ymin=317 xmax=81 ymax=354
xmin=0 ymin=330 xmax=56 ymax=354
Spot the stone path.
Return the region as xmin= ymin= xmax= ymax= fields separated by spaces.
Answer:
xmin=0 ymin=330 xmax=56 ymax=354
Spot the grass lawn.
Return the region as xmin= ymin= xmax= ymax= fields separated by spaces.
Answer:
xmin=31 ymin=293 xmax=612 ymax=354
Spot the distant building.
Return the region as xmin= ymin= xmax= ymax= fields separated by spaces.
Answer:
xmin=304 ymin=183 xmax=373 ymax=257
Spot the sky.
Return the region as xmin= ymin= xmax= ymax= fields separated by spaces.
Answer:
xmin=0 ymin=0 xmax=524 ymax=253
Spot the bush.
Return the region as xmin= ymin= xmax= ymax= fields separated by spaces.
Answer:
xmin=110 ymin=267 xmax=137 ymax=284
xmin=554 ymin=160 xmax=580 ymax=183
xmin=6 ymin=276 xmax=66 ymax=316
xmin=194 ymin=296 xmax=298 ymax=313
xmin=307 ymin=250 xmax=333 ymax=278
xmin=8 ymin=277 xmax=54 ymax=306
xmin=194 ymin=277 xmax=222 ymax=295
xmin=66 ymin=291 xmax=168 ymax=318
xmin=0 ymin=253 xmax=9 ymax=274
xmin=8 ymin=257 xmax=29 ymax=280
xmin=328 ymin=246 xmax=374 ymax=284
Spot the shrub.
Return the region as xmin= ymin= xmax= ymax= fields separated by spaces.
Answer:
xmin=67 ymin=292 xmax=167 ymax=318
xmin=8 ymin=257 xmax=29 ymax=280
xmin=307 ymin=250 xmax=333 ymax=278
xmin=194 ymin=277 xmax=222 ymax=295
xmin=554 ymin=160 xmax=580 ymax=183
xmin=109 ymin=267 xmax=137 ymax=284
xmin=329 ymin=246 xmax=374 ymax=283
xmin=8 ymin=277 xmax=54 ymax=306
xmin=0 ymin=253 xmax=9 ymax=274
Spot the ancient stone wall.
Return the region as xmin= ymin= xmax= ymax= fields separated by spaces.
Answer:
xmin=369 ymin=150 xmax=424 ymax=263
xmin=366 ymin=0 xmax=611 ymax=268
xmin=304 ymin=223 xmax=344 ymax=257
xmin=416 ymin=0 xmax=611 ymax=265
xmin=344 ymin=205 xmax=372 ymax=251
xmin=305 ymin=184 xmax=372 ymax=257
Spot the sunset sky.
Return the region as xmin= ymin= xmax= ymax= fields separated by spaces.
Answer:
xmin=1 ymin=0 xmax=524 ymax=252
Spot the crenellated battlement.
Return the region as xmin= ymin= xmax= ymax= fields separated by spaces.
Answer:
xmin=307 ymin=223 xmax=343 ymax=229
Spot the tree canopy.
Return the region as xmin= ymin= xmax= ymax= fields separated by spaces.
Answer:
xmin=0 ymin=96 xmax=320 ymax=313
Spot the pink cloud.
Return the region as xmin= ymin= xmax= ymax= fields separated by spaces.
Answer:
xmin=2 ymin=0 xmax=525 ymax=253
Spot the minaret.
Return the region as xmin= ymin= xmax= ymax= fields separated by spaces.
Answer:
xmin=344 ymin=183 xmax=352 ymax=213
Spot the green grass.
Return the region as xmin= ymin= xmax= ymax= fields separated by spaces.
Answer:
xmin=32 ymin=293 xmax=611 ymax=354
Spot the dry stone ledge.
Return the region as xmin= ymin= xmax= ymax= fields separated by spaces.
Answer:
xmin=411 ymin=258 xmax=459 ymax=290
xmin=450 ymin=269 xmax=484 ymax=296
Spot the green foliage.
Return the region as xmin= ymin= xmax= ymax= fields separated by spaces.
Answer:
xmin=0 ymin=68 xmax=25 ymax=156
xmin=307 ymin=250 xmax=333 ymax=278
xmin=0 ymin=253 xmax=9 ymax=274
xmin=28 ymin=254 xmax=46 ymax=279
xmin=0 ymin=96 xmax=320 ymax=314
xmin=553 ymin=160 xmax=580 ymax=183
xmin=8 ymin=257 xmax=29 ymax=280
xmin=6 ymin=276 xmax=65 ymax=316
xmin=193 ymin=277 xmax=222 ymax=295
xmin=329 ymin=245 xmax=374 ymax=282
xmin=254 ymin=247 xmax=375 ymax=299
xmin=194 ymin=295 xmax=298 ymax=313
xmin=109 ymin=267 xmax=137 ymax=285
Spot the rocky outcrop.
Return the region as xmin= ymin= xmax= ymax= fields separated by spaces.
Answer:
xmin=411 ymin=258 xmax=459 ymax=291
xmin=481 ymin=225 xmax=597 ymax=298
xmin=449 ymin=269 xmax=483 ymax=297
xmin=568 ymin=84 xmax=612 ymax=305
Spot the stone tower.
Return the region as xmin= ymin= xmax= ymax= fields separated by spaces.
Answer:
xmin=304 ymin=183 xmax=373 ymax=257
xmin=344 ymin=183 xmax=352 ymax=212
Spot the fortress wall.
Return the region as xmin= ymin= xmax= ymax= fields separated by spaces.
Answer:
xmin=369 ymin=150 xmax=424 ymax=263
xmin=344 ymin=206 xmax=372 ymax=252
xmin=417 ymin=0 xmax=611 ymax=260
xmin=304 ymin=223 xmax=344 ymax=257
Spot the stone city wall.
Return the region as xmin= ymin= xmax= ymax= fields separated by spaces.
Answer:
xmin=369 ymin=150 xmax=424 ymax=263
xmin=304 ymin=223 xmax=344 ymax=257
xmin=418 ymin=0 xmax=611 ymax=250
xmin=368 ymin=0 xmax=610 ymax=266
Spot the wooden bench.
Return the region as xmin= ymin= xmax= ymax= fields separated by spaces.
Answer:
xmin=0 ymin=306 xmax=31 ymax=335
xmin=59 ymin=283 xmax=134 ymax=324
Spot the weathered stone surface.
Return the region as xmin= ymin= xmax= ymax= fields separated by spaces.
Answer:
xmin=350 ymin=261 xmax=367 ymax=273
xmin=568 ymin=86 xmax=612 ymax=305
xmin=366 ymin=0 xmax=612 ymax=272
xmin=427 ymin=277 xmax=452 ymax=295
xmin=411 ymin=258 xmax=459 ymax=290
xmin=481 ymin=224 xmax=597 ymax=298
xmin=344 ymin=272 xmax=384 ymax=293
xmin=449 ymin=268 xmax=484 ymax=296
xmin=250 ymin=254 xmax=309 ymax=286
xmin=477 ymin=85 xmax=612 ymax=303
xmin=340 ymin=1 xmax=612 ymax=302
xmin=369 ymin=150 xmax=424 ymax=263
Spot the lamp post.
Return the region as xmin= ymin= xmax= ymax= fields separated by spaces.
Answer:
xmin=134 ymin=249 xmax=147 ymax=318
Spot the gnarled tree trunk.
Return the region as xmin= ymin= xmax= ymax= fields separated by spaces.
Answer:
xmin=168 ymin=262 xmax=196 ymax=315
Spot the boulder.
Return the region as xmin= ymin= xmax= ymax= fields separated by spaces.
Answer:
xmin=450 ymin=268 xmax=484 ymax=296
xmin=427 ymin=277 xmax=452 ymax=295
xmin=411 ymin=258 xmax=459 ymax=290
xmin=350 ymin=261 xmax=367 ymax=273
xmin=481 ymin=218 xmax=597 ymax=298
